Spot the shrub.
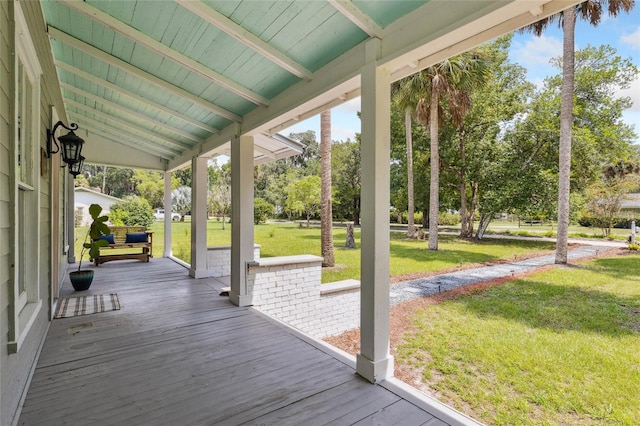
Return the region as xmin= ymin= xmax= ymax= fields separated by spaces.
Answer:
xmin=628 ymin=243 xmax=639 ymax=251
xmin=438 ymin=211 xmax=460 ymax=226
xmin=110 ymin=196 xmax=154 ymax=227
xmin=254 ymin=198 xmax=274 ymax=224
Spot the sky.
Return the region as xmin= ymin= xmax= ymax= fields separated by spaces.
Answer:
xmin=284 ymin=6 xmax=640 ymax=145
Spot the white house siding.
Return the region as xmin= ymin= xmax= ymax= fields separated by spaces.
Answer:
xmin=0 ymin=1 xmax=66 ymax=424
xmin=75 ymin=188 xmax=121 ymax=226
xmin=0 ymin=1 xmax=11 ymax=422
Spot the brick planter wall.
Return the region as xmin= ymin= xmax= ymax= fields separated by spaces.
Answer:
xmin=246 ymin=255 xmax=360 ymax=338
xmin=207 ymin=244 xmax=260 ymax=277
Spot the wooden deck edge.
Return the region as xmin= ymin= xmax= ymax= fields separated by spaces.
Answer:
xmin=250 ymin=307 xmax=357 ymax=369
xmin=253 ymin=306 xmax=480 ymax=425
xmin=11 ymin=321 xmax=51 ymax=426
xmin=380 ymin=378 xmax=483 ymax=426
xmin=168 ymin=255 xmax=190 ymax=269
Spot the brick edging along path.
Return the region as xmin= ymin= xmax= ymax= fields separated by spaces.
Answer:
xmin=389 ymin=244 xmax=622 ymax=307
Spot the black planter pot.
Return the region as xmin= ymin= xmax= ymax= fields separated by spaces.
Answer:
xmin=69 ymin=270 xmax=94 ymax=291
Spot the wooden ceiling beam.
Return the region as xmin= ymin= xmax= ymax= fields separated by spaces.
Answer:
xmin=66 ymin=100 xmax=192 ymax=151
xmin=327 ymin=0 xmax=383 ymax=38
xmin=48 ymin=26 xmax=242 ymax=122
xmin=58 ymin=0 xmax=269 ymax=106
xmin=68 ymin=113 xmax=178 ymax=159
xmin=176 ymin=0 xmax=312 ymax=80
xmin=60 ymin=83 xmax=204 ymax=145
xmin=55 ymin=61 xmax=220 ymax=135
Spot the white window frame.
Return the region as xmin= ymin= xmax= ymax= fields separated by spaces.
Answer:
xmin=9 ymin=1 xmax=43 ymax=354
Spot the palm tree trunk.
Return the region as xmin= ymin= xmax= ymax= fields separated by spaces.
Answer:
xmin=320 ymin=110 xmax=334 ymax=267
xmin=556 ymin=6 xmax=576 ymax=264
xmin=428 ymin=88 xmax=440 ymax=251
xmin=405 ymin=108 xmax=415 ymax=239
xmin=102 ymin=165 xmax=107 ymax=193
xmin=458 ymin=130 xmax=470 ymax=238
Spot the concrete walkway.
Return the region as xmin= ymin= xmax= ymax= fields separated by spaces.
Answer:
xmin=390 ymin=239 xmax=626 ymax=306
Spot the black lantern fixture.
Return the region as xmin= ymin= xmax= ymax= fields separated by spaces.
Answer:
xmin=68 ymin=155 xmax=85 ymax=178
xmin=47 ymin=120 xmax=85 ymax=177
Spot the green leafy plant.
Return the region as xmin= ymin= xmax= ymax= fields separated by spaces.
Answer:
xmin=79 ymin=204 xmax=110 ymax=271
xmin=628 ymin=243 xmax=639 ymax=251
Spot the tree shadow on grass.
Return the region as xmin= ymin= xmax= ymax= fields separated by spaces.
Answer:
xmin=584 ymin=255 xmax=640 ymax=281
xmin=451 ymin=280 xmax=640 ymax=337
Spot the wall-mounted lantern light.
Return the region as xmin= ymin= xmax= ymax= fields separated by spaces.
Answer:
xmin=46 ymin=120 xmax=85 ymax=177
xmin=68 ymin=155 xmax=85 ymax=178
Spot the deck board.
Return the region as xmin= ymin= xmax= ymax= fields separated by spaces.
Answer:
xmin=19 ymin=258 xmax=453 ymax=425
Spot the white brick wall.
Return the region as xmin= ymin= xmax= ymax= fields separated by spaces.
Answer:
xmin=246 ymin=255 xmax=361 ymax=338
xmin=207 ymin=244 xmax=260 ymax=277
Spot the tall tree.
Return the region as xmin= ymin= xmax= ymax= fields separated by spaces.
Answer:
xmin=393 ymin=75 xmax=430 ymax=238
xmin=522 ymin=0 xmax=634 ymax=263
xmin=285 ymin=176 xmax=322 ymax=228
xmin=332 ymin=139 xmax=361 ymax=224
xmin=320 ymin=110 xmax=334 ymax=267
xmin=440 ymin=36 xmax=533 ymax=238
xmin=415 ymin=50 xmax=489 ymax=250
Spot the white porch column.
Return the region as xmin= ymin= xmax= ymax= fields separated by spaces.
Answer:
xmin=66 ymin=172 xmax=76 ymax=264
xmin=163 ymin=171 xmax=172 ymax=258
xmin=229 ymin=134 xmax=255 ymax=306
xmin=189 ymin=156 xmax=208 ymax=278
xmin=356 ymin=43 xmax=394 ymax=383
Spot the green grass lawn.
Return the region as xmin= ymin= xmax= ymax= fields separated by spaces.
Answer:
xmin=76 ymin=221 xmax=557 ymax=283
xmin=483 ymin=220 xmax=632 ymax=240
xmin=397 ymin=254 xmax=640 ymax=425
xmin=153 ymin=222 xmax=556 ymax=283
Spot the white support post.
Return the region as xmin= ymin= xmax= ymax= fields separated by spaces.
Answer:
xmin=66 ymin=172 xmax=76 ymax=264
xmin=356 ymin=41 xmax=394 ymax=383
xmin=230 ymin=134 xmax=255 ymax=306
xmin=163 ymin=171 xmax=172 ymax=258
xmin=189 ymin=156 xmax=208 ymax=278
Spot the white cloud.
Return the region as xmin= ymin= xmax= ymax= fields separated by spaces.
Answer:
xmin=618 ymin=76 xmax=640 ymax=112
xmin=621 ymin=26 xmax=640 ymax=50
xmin=335 ymin=97 xmax=361 ymax=114
xmin=511 ymin=34 xmax=563 ymax=69
xmin=331 ymin=124 xmax=358 ymax=142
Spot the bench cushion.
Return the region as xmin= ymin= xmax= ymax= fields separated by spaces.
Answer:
xmin=98 ymin=234 xmax=115 ymax=244
xmin=125 ymin=233 xmax=148 ymax=243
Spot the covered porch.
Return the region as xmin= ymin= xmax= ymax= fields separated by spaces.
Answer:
xmin=19 ymin=258 xmax=468 ymax=425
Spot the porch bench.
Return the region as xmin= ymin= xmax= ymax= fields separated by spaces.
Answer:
xmin=93 ymin=226 xmax=153 ymax=266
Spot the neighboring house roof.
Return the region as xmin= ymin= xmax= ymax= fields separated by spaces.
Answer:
xmin=74 ymin=187 xmax=123 ymax=204
xmin=621 ymin=193 xmax=640 ymax=210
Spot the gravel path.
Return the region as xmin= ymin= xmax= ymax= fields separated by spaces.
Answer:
xmin=389 ymin=243 xmax=623 ymax=306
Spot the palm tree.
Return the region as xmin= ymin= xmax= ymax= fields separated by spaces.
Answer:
xmin=415 ymin=51 xmax=489 ymax=250
xmin=320 ymin=109 xmax=334 ymax=267
xmin=522 ymin=0 xmax=634 ymax=264
xmin=393 ymin=76 xmax=430 ymax=238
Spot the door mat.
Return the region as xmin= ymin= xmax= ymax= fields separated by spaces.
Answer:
xmin=55 ymin=294 xmax=121 ymax=319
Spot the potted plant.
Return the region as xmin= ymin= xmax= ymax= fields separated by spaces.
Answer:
xmin=70 ymin=203 xmax=110 ymax=291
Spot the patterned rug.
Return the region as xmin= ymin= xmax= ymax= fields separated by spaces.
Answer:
xmin=55 ymin=294 xmax=121 ymax=319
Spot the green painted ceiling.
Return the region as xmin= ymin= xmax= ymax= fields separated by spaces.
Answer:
xmin=43 ymin=0 xmax=430 ymax=165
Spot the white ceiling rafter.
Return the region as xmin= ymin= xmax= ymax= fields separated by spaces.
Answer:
xmin=65 ymin=99 xmax=193 ymax=151
xmin=55 ymin=61 xmax=220 ymax=135
xmin=79 ymin=125 xmax=174 ymax=162
xmin=69 ymin=113 xmax=178 ymax=160
xmin=59 ymin=0 xmax=269 ymax=107
xmin=266 ymin=88 xmax=360 ymax=135
xmin=252 ymin=144 xmax=277 ymax=159
xmin=47 ymin=26 xmax=242 ymax=123
xmin=175 ymin=0 xmax=312 ymax=80
xmin=60 ymin=83 xmax=205 ymax=145
xmin=327 ymin=0 xmax=383 ymax=38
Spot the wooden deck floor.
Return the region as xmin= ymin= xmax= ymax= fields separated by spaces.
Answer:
xmin=19 ymin=258 xmax=457 ymax=425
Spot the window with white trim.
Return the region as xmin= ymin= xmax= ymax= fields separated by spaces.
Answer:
xmin=9 ymin=2 xmax=43 ymax=353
